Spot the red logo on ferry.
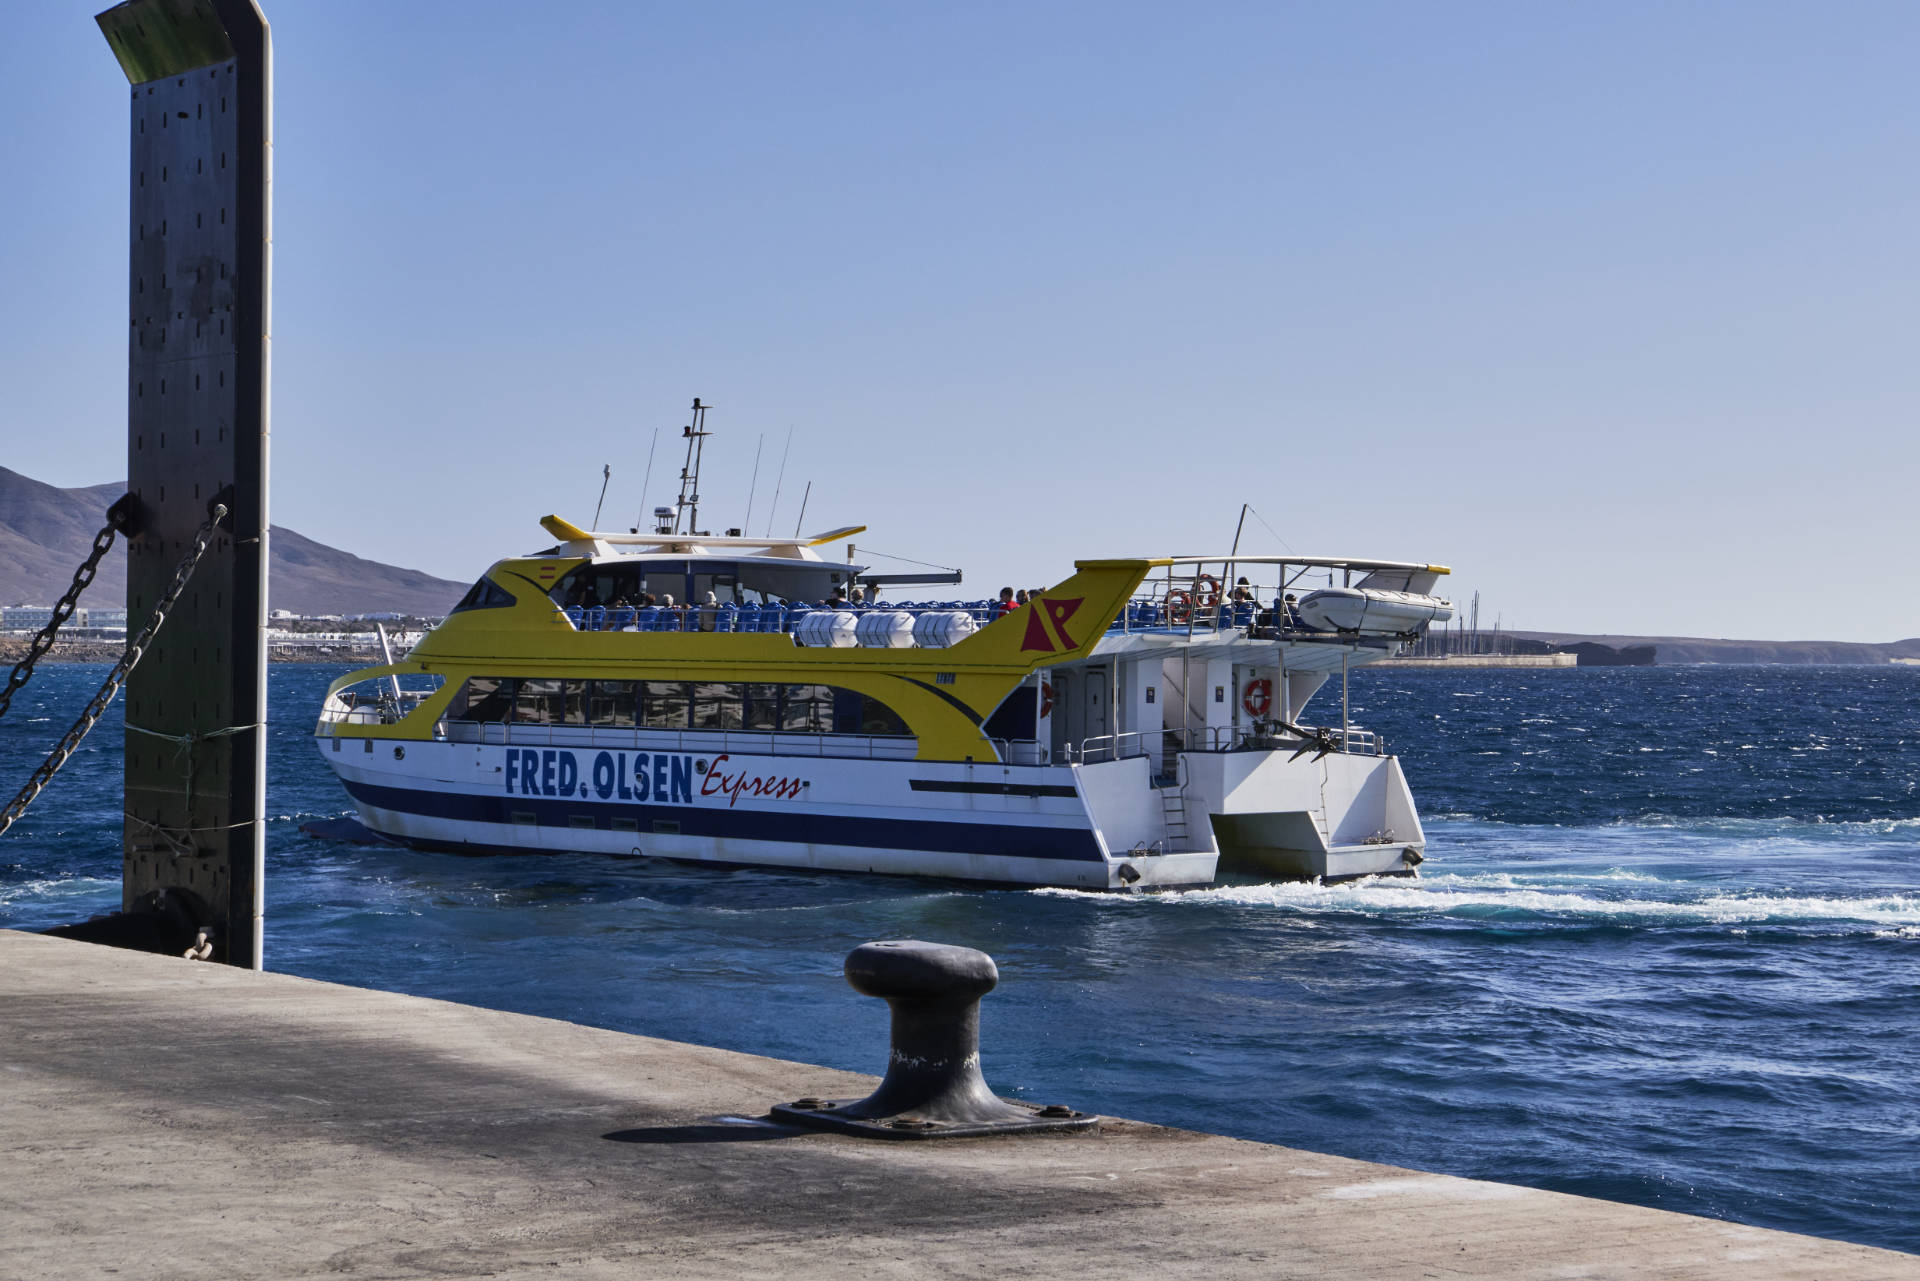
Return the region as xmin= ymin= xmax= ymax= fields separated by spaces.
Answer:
xmin=1020 ymin=596 xmax=1083 ymax=653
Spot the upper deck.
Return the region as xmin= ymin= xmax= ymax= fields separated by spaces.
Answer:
xmin=320 ymin=520 xmax=1453 ymax=766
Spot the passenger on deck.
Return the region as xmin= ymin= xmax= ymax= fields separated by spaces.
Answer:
xmin=1231 ymin=578 xmax=1253 ymax=603
xmin=850 ymin=587 xmax=867 ymax=605
xmin=995 ymin=587 xmax=1016 ymax=618
xmin=828 ymin=588 xmax=849 ymax=608
xmin=1014 ymin=589 xmax=1029 ymax=608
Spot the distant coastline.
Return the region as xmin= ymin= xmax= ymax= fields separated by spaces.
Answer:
xmin=2 ymin=635 xmax=411 ymax=666
xmin=1390 ymin=630 xmax=1920 ymax=668
xmin=1503 ymin=632 xmax=1920 ymax=666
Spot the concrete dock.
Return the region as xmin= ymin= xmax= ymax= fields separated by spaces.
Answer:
xmin=2 ymin=930 xmax=1913 ymax=1280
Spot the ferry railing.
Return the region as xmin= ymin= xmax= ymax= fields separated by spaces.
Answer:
xmin=443 ymin=720 xmax=922 ymax=762
xmin=437 ymin=721 xmax=1055 ymax=768
xmin=1066 ymin=723 xmax=1382 ymax=765
xmin=319 ymin=688 xmax=438 ymax=728
xmin=554 ymin=560 xmax=1414 ymax=647
xmin=554 ymin=593 xmax=1334 ymax=646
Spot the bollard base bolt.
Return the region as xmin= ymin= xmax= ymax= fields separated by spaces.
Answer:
xmin=772 ymin=1095 xmax=1095 ymax=1140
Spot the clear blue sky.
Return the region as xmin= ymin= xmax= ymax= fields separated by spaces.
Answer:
xmin=5 ymin=1 xmax=1917 ymax=640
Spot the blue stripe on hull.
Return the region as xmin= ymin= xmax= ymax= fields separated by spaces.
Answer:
xmin=339 ymin=779 xmax=1105 ymax=863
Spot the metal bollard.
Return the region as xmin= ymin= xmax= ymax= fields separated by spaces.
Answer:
xmin=772 ymin=940 xmax=1097 ymax=1139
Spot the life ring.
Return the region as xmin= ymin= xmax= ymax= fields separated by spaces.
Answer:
xmin=1164 ymin=589 xmax=1193 ymax=623
xmin=1039 ymin=680 xmax=1054 ymax=718
xmin=1242 ymin=678 xmax=1273 ymax=717
xmin=1194 ymin=574 xmax=1221 ymax=608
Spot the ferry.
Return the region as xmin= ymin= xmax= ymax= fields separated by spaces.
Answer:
xmin=315 ymin=427 xmax=1454 ymax=889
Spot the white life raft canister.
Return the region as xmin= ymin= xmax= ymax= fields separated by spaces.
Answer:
xmin=910 ymin=611 xmax=979 ymax=649
xmin=794 ymin=610 xmax=858 ymax=647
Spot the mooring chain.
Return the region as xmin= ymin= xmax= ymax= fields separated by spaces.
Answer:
xmin=0 ymin=494 xmax=134 ymax=721
xmin=0 ymin=503 xmax=228 ymax=839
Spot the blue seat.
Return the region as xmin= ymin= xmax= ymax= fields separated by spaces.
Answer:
xmin=714 ymin=605 xmax=737 ymax=633
xmin=565 ymin=606 xmax=585 ymax=628
xmin=606 ymin=606 xmax=636 ymax=630
xmin=584 ymin=606 xmax=607 ymax=631
xmin=762 ymin=604 xmax=787 ymax=632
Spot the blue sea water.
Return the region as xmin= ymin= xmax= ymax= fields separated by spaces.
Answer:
xmin=2 ymin=663 xmax=1916 ymax=1254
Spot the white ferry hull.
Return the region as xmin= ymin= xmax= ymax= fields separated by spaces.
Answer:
xmin=1183 ymin=749 xmax=1426 ymax=882
xmin=318 ymin=737 xmax=1217 ymax=890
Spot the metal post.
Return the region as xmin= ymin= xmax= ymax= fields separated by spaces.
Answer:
xmin=98 ymin=0 xmax=272 ymax=969
xmin=1341 ymin=653 xmax=1350 ymax=752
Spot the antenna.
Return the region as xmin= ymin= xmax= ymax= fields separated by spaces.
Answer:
xmin=743 ymin=432 xmax=765 ymax=537
xmin=673 ymin=397 xmax=711 ymax=536
xmin=631 ymin=427 xmax=660 ymax=533
xmin=765 ymin=425 xmax=794 ymax=538
xmin=591 ymin=463 xmax=611 ymax=529
xmin=792 ymin=480 xmax=812 ymax=538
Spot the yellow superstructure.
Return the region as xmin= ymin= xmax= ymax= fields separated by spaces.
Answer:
xmin=323 ymin=556 xmax=1159 ymax=763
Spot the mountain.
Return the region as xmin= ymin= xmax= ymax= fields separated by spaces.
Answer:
xmin=0 ymin=467 xmax=467 ymax=617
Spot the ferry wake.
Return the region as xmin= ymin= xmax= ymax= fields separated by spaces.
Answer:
xmin=316 ymin=416 xmax=1454 ymax=889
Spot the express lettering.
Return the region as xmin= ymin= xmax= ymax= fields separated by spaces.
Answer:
xmin=698 ymin=752 xmax=806 ymax=808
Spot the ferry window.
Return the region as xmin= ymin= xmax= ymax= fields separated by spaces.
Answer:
xmin=641 ymin=681 xmax=691 ymax=729
xmin=983 ymin=687 xmax=1039 ymax=742
xmin=742 ymin=683 xmax=781 ymax=731
xmin=449 ymin=676 xmax=515 ymax=722
xmin=514 ymin=679 xmax=566 ymax=725
xmin=450 ymin=576 xmax=515 ymax=615
xmin=562 ymin=681 xmax=590 ymax=725
xmin=590 ymin=680 xmax=638 ymax=727
xmin=692 ymin=682 xmax=742 ymax=731
xmin=738 ymin=565 xmax=843 ymax=606
xmin=780 ymin=684 xmax=833 ymax=732
xmin=857 ymin=694 xmax=910 ymax=737
xmin=639 ymin=569 xmax=687 ymax=604
xmin=828 ymin=688 xmax=910 ymax=737
xmin=553 ymin=566 xmax=645 ymax=610
xmin=691 ymin=573 xmax=740 ymax=606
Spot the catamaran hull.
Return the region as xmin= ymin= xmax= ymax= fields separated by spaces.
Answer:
xmin=1182 ymin=749 xmax=1427 ymax=882
xmin=317 ymin=738 xmax=1217 ymax=890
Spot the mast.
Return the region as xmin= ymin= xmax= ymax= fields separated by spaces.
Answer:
xmin=673 ymin=397 xmax=710 ymax=536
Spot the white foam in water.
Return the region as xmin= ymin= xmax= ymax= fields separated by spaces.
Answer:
xmin=1036 ymin=874 xmax=1920 ymax=929
xmin=0 ymin=876 xmax=120 ymax=908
